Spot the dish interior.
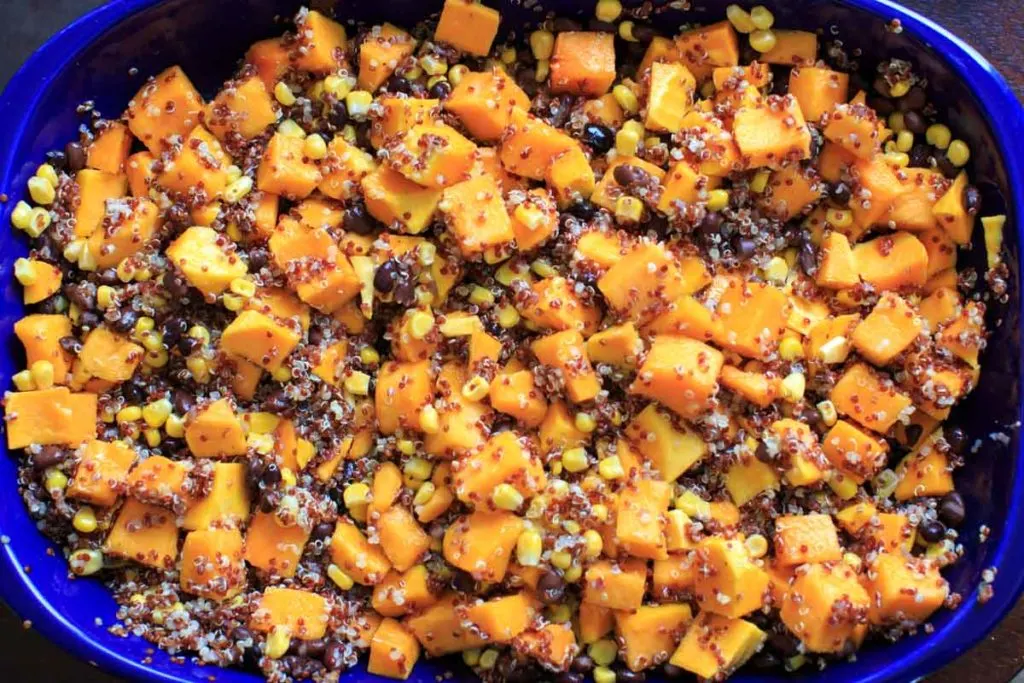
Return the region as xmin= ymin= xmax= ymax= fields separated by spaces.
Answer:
xmin=0 ymin=1 xmax=1019 ymax=682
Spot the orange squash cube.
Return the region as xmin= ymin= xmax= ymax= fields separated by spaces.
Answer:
xmin=126 ymin=455 xmax=189 ymax=504
xmin=499 ymin=108 xmax=579 ymax=180
xmin=14 ymin=315 xmax=73 ymax=383
xmin=73 ymin=169 xmax=128 ymax=238
xmin=358 ymin=24 xmax=415 ymax=92
xmin=615 ymin=604 xmax=694 ymax=672
xmin=293 ymin=10 xmax=348 ymax=74
xmin=864 ymin=554 xmax=949 ymax=625
xmin=583 ymin=558 xmax=648 ymax=611
xmin=86 ymin=122 xmax=133 ymax=174
xmin=773 ymin=514 xmax=843 ymax=566
xmin=488 ymin=370 xmax=549 ymax=428
xmin=4 ymin=387 xmax=97 ymax=449
xmin=693 ymin=537 xmax=769 ymax=618
xmin=125 ymin=65 xmax=204 ymax=152
xmin=182 ymin=462 xmax=250 ymax=530
xmin=372 ymin=565 xmax=439 ymax=617
xmin=104 ymin=499 xmax=179 ymax=569
xmin=759 ymin=30 xmax=818 ymax=66
xmin=464 ymin=593 xmax=540 ymax=643
xmin=221 ymin=309 xmax=301 ymax=372
xmin=780 ymin=563 xmax=869 ymax=653
xmin=598 ymin=243 xmax=686 ymax=324
xmin=789 ymin=67 xmax=849 ymax=122
xmin=251 ymin=587 xmax=329 ymax=640
xmin=822 ymin=419 xmax=887 ymax=483
xmin=630 ymin=336 xmax=723 ymax=420
xmin=368 ymin=618 xmax=421 ymax=680
xmin=185 ymin=398 xmax=247 ymax=457
xmin=531 ymin=330 xmax=601 ymax=404
xmin=207 ymin=74 xmax=279 ymax=140
xmin=244 ymin=510 xmax=310 ymax=578
xmin=442 ymin=510 xmax=523 ymax=582
xmin=669 ymin=612 xmax=764 ymax=680
xmin=439 ymin=174 xmax=514 ymax=259
xmin=550 ymin=32 xmax=616 ymax=97
xmin=377 ymin=506 xmax=431 ymax=572
xmin=732 ymin=95 xmax=812 ymax=169
xmin=616 ymin=479 xmax=672 ymax=559
xmin=165 ymin=225 xmax=247 ymax=296
xmin=831 ymin=363 xmax=913 ymax=433
xmin=67 ymin=439 xmax=137 ymax=507
xmin=331 ymin=518 xmax=392 ymax=585
xmin=713 ymin=277 xmax=790 ymax=360
xmin=445 ymin=68 xmax=530 ymax=141
xmin=375 ymin=360 xmax=434 ymax=434
xmin=521 ymin=276 xmax=602 ymax=336
xmin=404 ymin=594 xmax=488 ymax=656
xmin=851 ymin=292 xmax=923 ymax=365
xmin=434 ymin=0 xmax=500 ymax=56
xmin=180 ymin=527 xmax=245 ymax=600
xmin=157 ymin=125 xmax=231 ymax=197
xmin=391 ymin=124 xmax=477 ymax=189
xmin=257 ymin=132 xmax=322 ymax=199
xmin=853 ymin=232 xmax=928 ymax=292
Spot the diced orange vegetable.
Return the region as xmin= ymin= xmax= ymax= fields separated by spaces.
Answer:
xmin=434 ymin=0 xmax=500 ymax=56
xmin=583 ymin=558 xmax=648 ymax=611
xmin=853 ymin=232 xmax=928 ymax=292
xmin=780 ymin=563 xmax=868 ymax=653
xmin=732 ymin=95 xmax=812 ymax=169
xmin=67 ymin=439 xmax=137 ymax=507
xmin=443 ymin=510 xmax=523 ymax=582
xmin=358 ymin=24 xmax=416 ymax=92
xmin=368 ymin=618 xmax=421 ymax=680
xmin=550 ymin=32 xmax=616 ymax=97
xmin=789 ymin=67 xmax=849 ymax=122
xmin=181 ymin=527 xmax=245 ymax=600
xmin=630 ymin=335 xmax=724 ymax=420
xmin=773 ymin=514 xmax=842 ymax=566
xmin=693 ymin=537 xmax=769 ymax=617
xmin=531 ymin=330 xmax=601 ymax=404
xmin=864 ymin=554 xmax=949 ymax=625
xmin=445 ymin=68 xmax=530 ymax=141
xmin=831 ymin=363 xmax=913 ymax=433
xmin=669 ymin=612 xmax=765 ymax=680
xmin=251 ymin=587 xmax=329 ymax=640
xmin=104 ymin=499 xmax=179 ymax=570
xmin=5 ymin=387 xmax=97 ymax=449
xmin=126 ymin=66 xmax=204 ymax=152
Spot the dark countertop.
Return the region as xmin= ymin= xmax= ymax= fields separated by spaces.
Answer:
xmin=0 ymin=1 xmax=1022 ymax=682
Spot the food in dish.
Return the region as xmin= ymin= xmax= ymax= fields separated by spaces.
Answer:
xmin=4 ymin=0 xmax=1010 ymax=680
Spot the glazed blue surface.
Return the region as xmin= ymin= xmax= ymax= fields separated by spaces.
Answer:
xmin=0 ymin=1 xmax=1021 ymax=682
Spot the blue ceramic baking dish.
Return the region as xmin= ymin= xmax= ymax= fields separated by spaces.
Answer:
xmin=0 ymin=0 xmax=1022 ymax=681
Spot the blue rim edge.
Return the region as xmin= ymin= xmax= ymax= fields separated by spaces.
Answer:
xmin=0 ymin=1 xmax=1021 ymax=682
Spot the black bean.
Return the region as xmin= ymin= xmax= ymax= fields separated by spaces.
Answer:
xmin=938 ymin=491 xmax=966 ymax=526
xmin=31 ymin=446 xmax=66 ymax=470
xmin=963 ymin=185 xmax=981 ymax=215
xmin=767 ymin=631 xmax=800 ymax=657
xmin=65 ymin=282 xmax=96 ymax=311
xmin=248 ymin=246 xmax=270 ymax=271
xmin=65 ymin=141 xmax=87 ymax=172
xmin=752 ymin=651 xmax=782 ymax=669
xmin=908 ymin=143 xmax=931 ymax=168
xmin=122 ymin=380 xmax=147 ymax=404
xmin=587 ymin=19 xmax=617 ymax=32
xmin=617 ymin=669 xmax=646 ymax=683
xmin=429 ymin=79 xmax=452 ymax=100
xmin=263 ymin=389 xmax=291 ymax=413
xmin=96 ymin=268 xmax=119 ymax=286
xmin=734 ymin=236 xmax=757 ymax=260
xmin=59 ymin=335 xmax=82 ymax=355
xmin=312 ymin=521 xmax=335 ymax=540
xmin=385 ymin=75 xmax=412 ymax=95
xmin=936 ymin=154 xmax=957 ymax=179
xmin=556 ymin=672 xmax=584 ymax=683
xmin=393 ymin=279 xmax=417 ymax=307
xmin=867 ymin=95 xmax=895 ymax=116
xmin=662 ymin=663 xmax=686 ymax=678
xmin=161 ymin=316 xmax=188 ymax=347
xmin=343 ymin=201 xmax=378 ymax=235
xmin=571 ymin=655 xmax=595 ymax=674
xmin=552 ymin=17 xmax=582 ymax=32
xmin=646 ymin=213 xmax=669 ymax=237
xmin=567 ymin=199 xmax=598 ymax=221
xmin=918 ymin=519 xmax=946 ymax=543
xmin=162 ymin=270 xmax=190 ymax=298
xmin=537 ymin=569 xmax=565 ymax=604
xmin=177 ymin=335 xmax=200 ymax=355
xmin=374 ymin=259 xmax=402 ymax=294
xmin=755 ymin=441 xmax=771 ymax=463
xmin=902 ymin=110 xmax=927 ymax=134
xmin=259 ymin=489 xmax=279 ymax=513
xmin=323 ymin=640 xmax=347 ymax=670
xmin=308 ymin=326 xmax=325 ymax=346
xmin=581 ymin=124 xmax=614 ymax=155
xmin=613 ymin=163 xmax=648 ymax=187
xmin=295 ymin=638 xmax=326 ymax=658
xmin=697 ymin=211 xmax=724 ymax=241
xmin=110 ymin=308 xmax=138 ymax=334
xmin=831 ymin=182 xmax=852 ymax=205
xmin=631 ymin=24 xmax=658 ymax=43
xmin=798 ymin=239 xmax=817 ymax=274
xmin=45 ymin=149 xmax=68 ymax=172
xmin=945 ymin=425 xmax=967 ymax=454
xmin=898 ymin=86 xmax=928 ymax=112
xmin=80 ymin=310 xmax=101 ymax=331
xmin=450 ymin=569 xmax=476 ymax=593
xmin=172 ymin=388 xmax=196 ymax=415
xmin=329 ymin=99 xmax=349 ymax=129
xmin=903 ymin=423 xmax=923 ymax=447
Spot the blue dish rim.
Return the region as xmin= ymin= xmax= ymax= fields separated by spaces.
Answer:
xmin=0 ymin=1 xmax=1022 ymax=682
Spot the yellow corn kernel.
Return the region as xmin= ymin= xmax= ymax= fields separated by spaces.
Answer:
xmin=595 ymin=0 xmax=622 ymax=22
xmin=887 ymin=111 xmax=905 ymax=132
xmin=448 ymin=64 xmax=469 ymax=86
xmin=516 ymin=527 xmax=543 ymax=566
xmin=144 ymin=428 xmax=161 ymax=448
xmin=344 ymin=371 xmax=371 ymax=396
xmin=29 ymin=360 xmax=55 ymax=390
xmin=750 ymin=169 xmax=771 ymax=194
xmin=397 ymin=439 xmax=416 ymax=456
xmin=439 ymin=314 xmax=480 ymax=337
xmin=676 ymin=491 xmax=711 ymax=520
xmin=497 ymin=305 xmax=520 ymax=329
xmin=73 ymin=506 xmax=98 ymax=534
xmin=925 ymin=123 xmax=952 ymax=150
xmin=591 ymin=503 xmax=609 ymax=522
xmin=164 ymin=413 xmax=186 ymax=438
xmin=404 ymin=457 xmax=433 ymax=482
xmin=145 ymin=348 xmax=169 ymax=369
xmin=778 ymin=335 xmax=804 ymax=361
xmin=462 ymin=648 xmax=482 ymax=667
xmin=24 ymin=206 xmax=51 ymax=238
xmin=534 ymin=59 xmax=549 ymax=82
xmin=346 ymin=90 xmax=373 ymax=120
xmin=36 ymin=163 xmax=59 ymax=188
xmin=726 ymin=4 xmax=756 ymax=32
xmin=745 ymin=533 xmax=769 ymax=558
xmin=141 ymin=398 xmax=172 ymax=428
xmin=13 ymin=258 xmax=36 ymax=287
xmin=419 ymin=54 xmax=448 ymax=77
xmin=583 ymin=529 xmax=603 ymax=558
xmin=266 ymin=625 xmax=291 ymax=659
xmin=272 ymin=366 xmax=292 ymax=382
xmin=589 ymin=639 xmax=618 ymax=667
xmin=274 ymin=81 xmax=296 ymax=106
xmin=706 ymin=189 xmax=730 ymax=212
xmin=889 ymin=80 xmax=911 ymax=98
xmin=69 ymin=548 xmax=104 ymax=576
xmin=574 ymin=411 xmax=596 ymax=433
xmin=186 ymin=356 xmax=210 ymax=383
xmin=469 ymin=285 xmax=495 ymax=306
xmin=826 ymin=208 xmax=854 ymax=228
xmin=762 ymin=256 xmax=789 ymax=284
xmin=612 ymin=85 xmax=639 ymax=114
xmin=359 ymin=346 xmax=380 ymax=366
xmin=227 ymin=278 xmax=255 ymax=299
xmin=408 ymin=310 xmax=435 ymax=339
xmin=781 ymin=371 xmax=806 ymax=402
xmin=894 ymin=130 xmax=914 ymax=153
xmin=412 ymin=403 xmax=438 ymax=434
xmin=225 ymin=165 xmax=243 ymax=184
xmin=619 ymin=21 xmax=638 ymax=42
xmin=117 ymin=406 xmax=142 ymax=424
xmin=561 ymin=447 xmax=589 ymax=473
xmin=133 ymin=317 xmax=155 ymax=336
xmin=461 ymin=376 xmax=490 ymax=402
xmin=492 ymin=483 xmax=524 ymax=511
xmin=614 ymin=196 xmax=644 ymax=223
xmin=598 ymin=456 xmax=624 ymax=480
xmin=842 ymin=551 xmax=863 ymax=570
xmin=550 ymin=550 xmax=573 ymax=570
xmin=281 ymin=467 xmax=297 ymax=488
xmin=947 ymin=139 xmax=970 ymax=167
xmin=549 ymin=603 xmax=573 ymax=622
xmin=750 ymin=5 xmax=774 ymax=29
xmin=616 ymin=129 xmax=639 ymax=157
xmin=343 ymin=482 xmax=370 ymax=509
xmin=10 ymin=200 xmax=32 ymax=230
xmin=749 ymin=29 xmax=777 ymax=52
xmin=530 ymin=29 xmax=555 ymax=61
xmin=530 ymin=258 xmax=557 ymax=279
xmin=303 ymin=134 xmax=328 ymax=161
xmin=277 ymin=118 xmax=306 ymax=138
xmin=324 ymin=74 xmax=355 ymax=99
xmin=411 ymin=481 xmax=435 ymax=507
xmin=478 ymin=649 xmax=499 ymax=671
xmin=44 ymin=468 xmax=69 ymax=494
xmin=884 ymin=151 xmax=910 ymax=168
xmin=28 ymin=176 xmax=56 ymax=205
xmin=248 ymin=432 xmax=275 ymax=455
xmin=983 ymin=214 xmax=1006 ymax=270
xmin=223 ymin=176 xmax=254 ymax=204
